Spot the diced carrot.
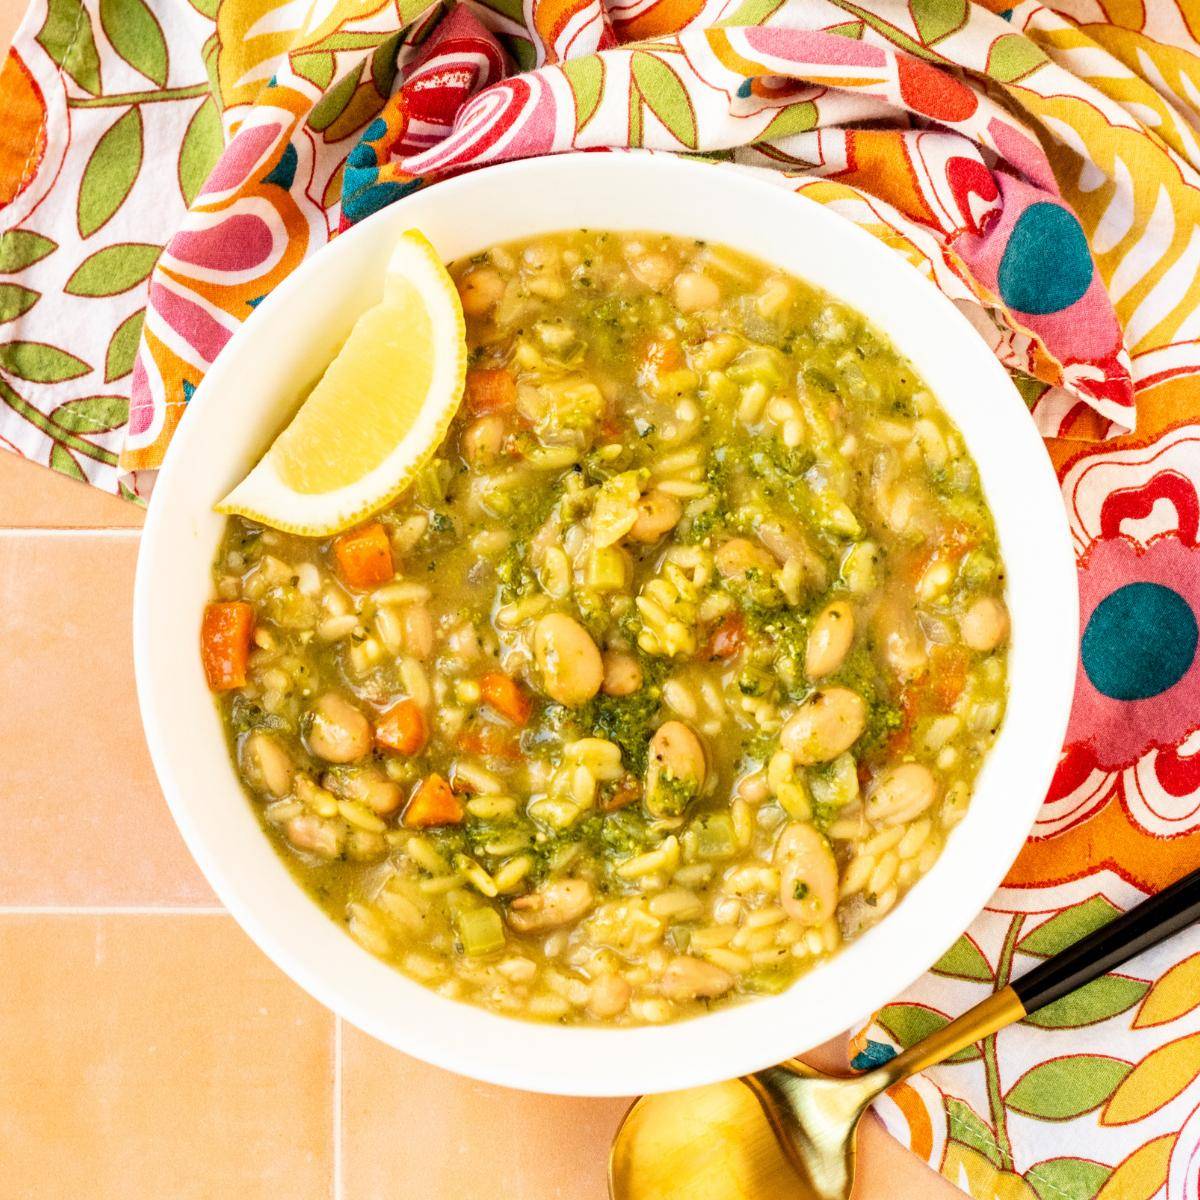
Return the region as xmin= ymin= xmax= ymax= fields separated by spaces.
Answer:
xmin=479 ymin=672 xmax=532 ymax=726
xmin=886 ymin=688 xmax=920 ymax=756
xmin=930 ymin=645 xmax=969 ymax=710
xmin=597 ymin=414 xmax=624 ymax=441
xmin=642 ymin=335 xmax=684 ymax=374
xmin=201 ymin=601 xmax=255 ymax=692
xmin=375 ymin=699 xmax=428 ymax=756
xmin=457 ymin=722 xmax=522 ymax=761
xmin=333 ymin=522 xmax=394 ymax=590
xmin=465 ymin=367 xmax=517 ymax=415
xmin=705 ymin=612 xmax=745 ymax=661
xmin=404 ymin=773 xmax=464 ymax=828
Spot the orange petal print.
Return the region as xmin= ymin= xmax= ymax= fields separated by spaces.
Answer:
xmin=614 ymin=0 xmax=707 ymax=42
xmin=1133 ymin=953 xmax=1200 ymax=1028
xmin=1005 ymin=793 xmax=1200 ymax=894
xmin=0 ymin=49 xmax=47 ymax=209
xmin=1102 ymin=1032 xmax=1200 ymax=1126
xmin=1095 ymin=1133 xmax=1175 ymax=1200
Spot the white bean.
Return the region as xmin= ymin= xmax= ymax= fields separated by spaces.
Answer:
xmin=645 ymin=721 xmax=707 ymax=818
xmin=458 ymin=267 xmax=504 ymax=316
xmin=866 ymin=763 xmax=938 ymax=826
xmin=674 ymin=272 xmax=720 ymax=313
xmin=628 ymin=490 xmax=683 ymax=543
xmin=534 ymin=613 xmax=604 ymax=706
xmin=507 ymin=879 xmax=594 ymax=932
xmin=775 ymin=822 xmax=839 ymax=926
xmin=806 ymin=601 xmax=855 ymax=678
xmin=780 ymin=688 xmax=866 ymax=765
xmin=960 ymin=596 xmax=1009 ymax=653
xmin=602 ymin=650 xmax=643 ymax=697
xmin=307 ymin=693 xmax=372 ymax=763
xmin=240 ymin=732 xmax=294 ymax=798
xmin=660 ymin=956 xmax=734 ymax=999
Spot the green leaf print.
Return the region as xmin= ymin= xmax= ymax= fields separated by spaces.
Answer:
xmin=825 ymin=20 xmax=865 ymax=38
xmin=49 ymin=441 xmax=87 ymax=483
xmin=309 ymin=68 xmax=360 ymax=133
xmin=931 ymin=934 xmax=994 ymax=983
xmin=946 ymin=1097 xmax=1004 ymax=1170
xmin=0 ymin=341 xmax=91 ymax=383
xmin=49 ymin=395 xmax=129 ymax=434
xmin=876 ymin=1003 xmax=981 ymax=1063
xmin=826 ymin=1 xmax=944 ymax=63
xmin=760 ymin=101 xmax=819 ymax=141
xmin=562 ymin=56 xmax=603 ymax=134
xmin=78 ymin=108 xmax=144 ymax=238
xmin=1018 ymin=896 xmax=1120 ymax=959
xmin=630 ymin=53 xmax=697 ymax=150
xmin=105 ymin=308 xmax=145 ymax=382
xmin=187 ymin=0 xmax=217 ymax=16
xmin=987 ymin=34 xmax=1049 ymax=84
xmin=1022 ymin=975 xmax=1148 ymax=1030
xmin=37 ymin=0 xmax=102 ymax=95
xmin=1027 ymin=1157 xmax=1112 ymax=1200
xmin=64 ymin=243 xmax=161 ymax=298
xmin=0 ymin=230 xmax=57 ymax=272
xmin=201 ymin=32 xmax=221 ymax=114
xmin=1005 ymin=1055 xmax=1132 ymax=1121
xmin=910 ymin=0 xmax=968 ymax=46
xmin=371 ymin=30 xmax=404 ymax=98
xmin=715 ymin=0 xmax=786 ymax=26
xmin=178 ymin=96 xmax=223 ymax=206
xmin=0 ymin=283 xmax=40 ymax=323
xmin=292 ymin=51 xmax=336 ymax=91
xmin=99 ymin=0 xmax=169 ymax=87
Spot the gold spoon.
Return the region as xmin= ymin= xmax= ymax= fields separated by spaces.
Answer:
xmin=610 ymin=865 xmax=1200 ymax=1200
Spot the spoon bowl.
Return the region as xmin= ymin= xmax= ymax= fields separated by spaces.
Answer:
xmin=610 ymin=866 xmax=1200 ymax=1200
xmin=609 ymin=1062 xmax=879 ymax=1200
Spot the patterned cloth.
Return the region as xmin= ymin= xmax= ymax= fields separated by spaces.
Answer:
xmin=2 ymin=0 xmax=1200 ymax=1195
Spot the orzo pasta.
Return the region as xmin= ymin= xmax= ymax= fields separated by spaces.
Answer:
xmin=202 ymin=230 xmax=1008 ymax=1025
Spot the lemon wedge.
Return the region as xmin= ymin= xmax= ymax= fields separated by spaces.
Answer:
xmin=217 ymin=229 xmax=467 ymax=536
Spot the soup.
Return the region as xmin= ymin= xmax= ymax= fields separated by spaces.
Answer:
xmin=202 ymin=230 xmax=1008 ymax=1025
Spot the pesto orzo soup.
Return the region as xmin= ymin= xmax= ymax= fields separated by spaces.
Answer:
xmin=202 ymin=230 xmax=1009 ymax=1025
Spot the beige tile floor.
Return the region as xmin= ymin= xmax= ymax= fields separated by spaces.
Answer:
xmin=0 ymin=452 xmax=967 ymax=1200
xmin=0 ymin=5 xmax=963 ymax=1192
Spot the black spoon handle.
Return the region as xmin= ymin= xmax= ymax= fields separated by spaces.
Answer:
xmin=1013 ymin=865 xmax=1200 ymax=1014
xmin=882 ymin=866 xmax=1200 ymax=1084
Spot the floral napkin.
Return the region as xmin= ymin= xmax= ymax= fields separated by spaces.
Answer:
xmin=3 ymin=0 xmax=1200 ymax=1195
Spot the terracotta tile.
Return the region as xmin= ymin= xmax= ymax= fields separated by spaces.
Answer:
xmin=853 ymin=1113 xmax=963 ymax=1200
xmin=341 ymin=1025 xmax=632 ymax=1200
xmin=0 ymin=533 xmax=213 ymax=904
xmin=0 ymin=451 xmax=144 ymax=528
xmin=0 ymin=913 xmax=334 ymax=1200
xmin=0 ymin=0 xmax=25 ymax=57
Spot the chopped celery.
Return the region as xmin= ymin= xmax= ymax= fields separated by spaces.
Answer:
xmin=586 ymin=545 xmax=629 ymax=591
xmin=728 ymin=346 xmax=787 ymax=391
xmin=809 ymin=753 xmax=860 ymax=815
xmin=454 ymin=905 xmax=505 ymax=956
xmin=695 ymin=813 xmax=737 ymax=860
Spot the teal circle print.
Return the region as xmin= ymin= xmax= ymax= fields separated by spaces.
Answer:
xmin=1081 ymin=582 xmax=1199 ymax=701
xmin=997 ymin=203 xmax=1093 ymax=315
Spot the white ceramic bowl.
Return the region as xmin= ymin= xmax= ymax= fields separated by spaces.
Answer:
xmin=134 ymin=152 xmax=1077 ymax=1098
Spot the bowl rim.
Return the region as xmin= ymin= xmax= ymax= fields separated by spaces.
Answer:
xmin=134 ymin=151 xmax=1078 ymax=1097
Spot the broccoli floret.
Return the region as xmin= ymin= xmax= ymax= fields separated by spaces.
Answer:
xmin=599 ymin=808 xmax=657 ymax=859
xmin=645 ymin=773 xmax=697 ymax=819
xmin=579 ymin=659 xmax=666 ymax=776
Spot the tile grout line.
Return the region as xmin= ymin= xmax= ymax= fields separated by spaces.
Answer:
xmin=0 ymin=905 xmax=228 ymax=915
xmin=334 ymin=1016 xmax=344 ymax=1200
xmin=0 ymin=526 xmax=143 ymax=538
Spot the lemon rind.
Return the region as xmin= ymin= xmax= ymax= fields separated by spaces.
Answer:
xmin=215 ymin=230 xmax=467 ymax=538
